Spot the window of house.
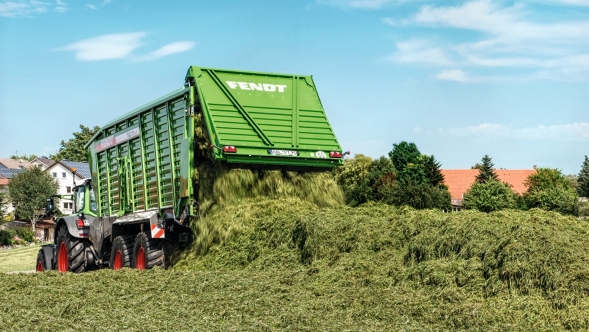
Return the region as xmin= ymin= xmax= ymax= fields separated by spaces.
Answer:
xmin=66 ymin=186 xmax=71 ymax=193
xmin=52 ymin=172 xmax=57 ymax=178
xmin=62 ymin=172 xmax=66 ymax=178
xmin=63 ymin=202 xmax=73 ymax=210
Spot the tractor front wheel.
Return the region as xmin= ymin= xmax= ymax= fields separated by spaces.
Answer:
xmin=35 ymin=250 xmax=45 ymax=272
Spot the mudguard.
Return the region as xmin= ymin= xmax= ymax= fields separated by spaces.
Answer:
xmin=40 ymin=244 xmax=56 ymax=270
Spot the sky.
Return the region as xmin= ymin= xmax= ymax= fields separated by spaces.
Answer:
xmin=0 ymin=0 xmax=588 ymax=175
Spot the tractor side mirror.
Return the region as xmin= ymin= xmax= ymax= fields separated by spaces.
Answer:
xmin=46 ymin=198 xmax=55 ymax=216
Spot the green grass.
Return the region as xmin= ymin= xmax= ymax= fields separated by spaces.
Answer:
xmin=0 ymin=244 xmax=40 ymax=273
xmin=2 ymin=201 xmax=589 ymax=330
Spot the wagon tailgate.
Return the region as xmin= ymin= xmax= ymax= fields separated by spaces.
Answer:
xmin=187 ymin=66 xmax=343 ymax=168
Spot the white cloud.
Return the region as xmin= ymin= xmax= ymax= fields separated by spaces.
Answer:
xmin=86 ymin=4 xmax=96 ymax=9
xmin=385 ymin=0 xmax=589 ymax=82
xmin=541 ymin=0 xmax=589 ymax=6
xmin=135 ymin=41 xmax=195 ymax=62
xmin=61 ymin=32 xmax=145 ymax=61
xmin=441 ymin=122 xmax=589 ymax=140
xmin=60 ymin=33 xmax=195 ymax=62
xmin=435 ymin=69 xmax=471 ymax=82
xmin=386 ymin=40 xmax=451 ymax=65
xmin=0 ymin=0 xmax=50 ymax=17
xmin=316 ymin=0 xmax=407 ymax=10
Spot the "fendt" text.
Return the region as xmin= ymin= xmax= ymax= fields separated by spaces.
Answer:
xmin=226 ymin=81 xmax=287 ymax=93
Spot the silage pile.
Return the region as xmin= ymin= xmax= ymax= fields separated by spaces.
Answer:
xmin=175 ymin=200 xmax=589 ymax=329
xmin=179 ymin=111 xmax=589 ymax=329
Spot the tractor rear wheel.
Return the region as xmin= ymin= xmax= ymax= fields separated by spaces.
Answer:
xmin=133 ymin=231 xmax=166 ymax=270
xmin=110 ymin=235 xmax=135 ymax=270
xmin=56 ymin=224 xmax=90 ymax=273
xmin=35 ymin=250 xmax=45 ymax=272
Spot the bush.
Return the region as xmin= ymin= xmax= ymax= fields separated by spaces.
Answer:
xmin=579 ymin=201 xmax=589 ymax=219
xmin=0 ymin=227 xmax=35 ymax=245
xmin=13 ymin=227 xmax=35 ymax=243
xmin=384 ymin=181 xmax=451 ymax=211
xmin=522 ymin=169 xmax=579 ymax=216
xmin=0 ymin=229 xmax=17 ymax=245
xmin=462 ymin=180 xmax=517 ymax=213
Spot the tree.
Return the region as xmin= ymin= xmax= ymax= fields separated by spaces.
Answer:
xmin=385 ymin=180 xmax=452 ymax=211
xmin=523 ymin=168 xmax=579 ymax=216
xmin=474 ymin=155 xmax=499 ymax=183
xmin=422 ymin=154 xmax=445 ymax=187
xmin=386 ymin=141 xmax=451 ymax=210
xmin=9 ymin=167 xmax=59 ymax=231
xmin=51 ymin=124 xmax=100 ymax=161
xmin=389 ymin=141 xmax=424 ymax=184
xmin=578 ymin=155 xmax=589 ymax=197
xmin=0 ymin=192 xmax=9 ymax=223
xmin=334 ymin=155 xmax=396 ymax=206
xmin=10 ymin=154 xmax=38 ymax=162
xmin=462 ymin=180 xmax=517 ymax=213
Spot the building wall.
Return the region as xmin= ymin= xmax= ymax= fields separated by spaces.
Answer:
xmin=47 ymin=164 xmax=85 ymax=215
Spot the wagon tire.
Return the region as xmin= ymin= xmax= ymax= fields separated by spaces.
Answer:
xmin=133 ymin=231 xmax=166 ymax=270
xmin=110 ymin=235 xmax=135 ymax=270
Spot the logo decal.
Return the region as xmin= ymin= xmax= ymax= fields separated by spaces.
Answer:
xmin=226 ymin=81 xmax=287 ymax=93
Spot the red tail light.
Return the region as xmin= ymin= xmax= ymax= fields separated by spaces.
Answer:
xmin=329 ymin=151 xmax=343 ymax=158
xmin=223 ymin=146 xmax=237 ymax=153
xmin=76 ymin=219 xmax=84 ymax=228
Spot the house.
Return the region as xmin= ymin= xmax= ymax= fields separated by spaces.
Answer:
xmin=0 ymin=158 xmax=34 ymax=214
xmin=31 ymin=157 xmax=56 ymax=171
xmin=45 ymin=160 xmax=91 ymax=215
xmin=441 ymin=168 xmax=537 ymax=211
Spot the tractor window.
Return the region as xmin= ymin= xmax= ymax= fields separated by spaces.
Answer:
xmin=74 ymin=186 xmax=85 ymax=212
xmin=89 ymin=189 xmax=97 ymax=213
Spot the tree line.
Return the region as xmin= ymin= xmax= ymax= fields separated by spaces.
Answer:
xmin=334 ymin=143 xmax=589 ymax=217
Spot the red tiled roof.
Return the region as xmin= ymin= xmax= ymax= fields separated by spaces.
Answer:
xmin=441 ymin=169 xmax=537 ymax=200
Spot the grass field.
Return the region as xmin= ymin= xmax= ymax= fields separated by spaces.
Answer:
xmin=0 ymin=244 xmax=40 ymax=273
xmin=2 ymin=200 xmax=589 ymax=330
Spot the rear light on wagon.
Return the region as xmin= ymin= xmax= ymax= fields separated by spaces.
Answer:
xmin=223 ymin=146 xmax=237 ymax=153
xmin=329 ymin=151 xmax=350 ymax=159
xmin=329 ymin=151 xmax=342 ymax=158
xmin=77 ymin=219 xmax=84 ymax=228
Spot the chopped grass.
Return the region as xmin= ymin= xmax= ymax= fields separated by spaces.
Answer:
xmin=0 ymin=245 xmax=41 ymax=273
xmin=2 ymin=204 xmax=589 ymax=330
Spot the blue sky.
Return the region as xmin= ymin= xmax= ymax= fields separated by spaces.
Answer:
xmin=1 ymin=0 xmax=588 ymax=174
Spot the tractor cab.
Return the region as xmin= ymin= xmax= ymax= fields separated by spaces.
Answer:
xmin=71 ymin=181 xmax=98 ymax=216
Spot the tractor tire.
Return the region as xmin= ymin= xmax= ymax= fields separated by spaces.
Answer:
xmin=35 ymin=249 xmax=45 ymax=272
xmin=110 ymin=235 xmax=135 ymax=270
xmin=56 ymin=224 xmax=91 ymax=273
xmin=133 ymin=231 xmax=166 ymax=270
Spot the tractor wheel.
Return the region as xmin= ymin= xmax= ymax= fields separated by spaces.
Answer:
xmin=110 ymin=235 xmax=135 ymax=270
xmin=56 ymin=224 xmax=90 ymax=273
xmin=133 ymin=231 xmax=166 ymax=270
xmin=35 ymin=250 xmax=45 ymax=272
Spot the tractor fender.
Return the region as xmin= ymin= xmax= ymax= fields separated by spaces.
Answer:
xmin=54 ymin=215 xmax=85 ymax=243
xmin=40 ymin=244 xmax=56 ymax=270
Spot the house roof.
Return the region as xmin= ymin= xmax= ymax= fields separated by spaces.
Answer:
xmin=0 ymin=158 xmax=33 ymax=179
xmin=61 ymin=160 xmax=91 ymax=179
xmin=47 ymin=160 xmax=91 ymax=179
xmin=32 ymin=157 xmax=56 ymax=168
xmin=441 ymin=169 xmax=537 ymax=200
